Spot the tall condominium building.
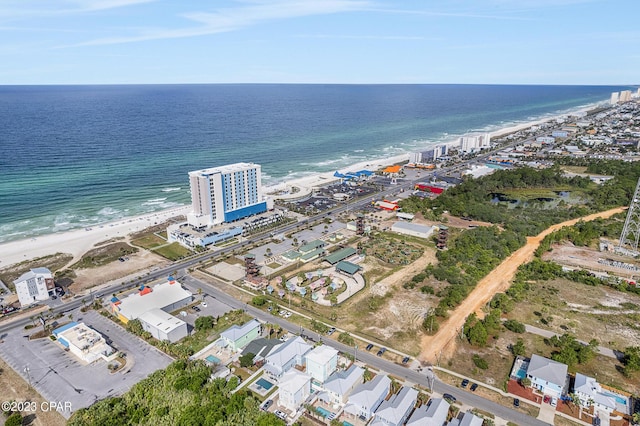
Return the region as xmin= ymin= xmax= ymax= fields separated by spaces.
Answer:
xmin=187 ymin=162 xmax=267 ymax=227
xmin=619 ymin=90 xmax=632 ymax=103
xmin=409 ymin=144 xmax=449 ymax=164
xmin=460 ymin=133 xmax=491 ymax=153
xmin=610 ymin=92 xmax=620 ymax=105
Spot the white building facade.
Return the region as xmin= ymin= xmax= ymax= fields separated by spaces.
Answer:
xmin=304 ymin=345 xmax=338 ymax=383
xmin=187 ymin=162 xmax=268 ymax=227
xmin=14 ymin=267 xmax=55 ymax=307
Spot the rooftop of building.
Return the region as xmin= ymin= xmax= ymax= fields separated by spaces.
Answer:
xmin=189 ymin=162 xmax=259 ymax=176
xmin=138 ymin=308 xmax=186 ymax=333
xmin=114 ymin=279 xmax=192 ymax=320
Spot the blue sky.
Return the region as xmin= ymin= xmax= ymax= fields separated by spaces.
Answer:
xmin=1 ymin=0 xmax=638 ymax=85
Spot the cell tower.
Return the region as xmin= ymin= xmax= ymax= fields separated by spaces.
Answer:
xmin=618 ymin=177 xmax=640 ymax=254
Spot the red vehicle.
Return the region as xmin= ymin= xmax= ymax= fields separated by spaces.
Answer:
xmin=543 ymin=395 xmax=551 ymax=404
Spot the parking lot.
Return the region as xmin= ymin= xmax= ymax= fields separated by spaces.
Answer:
xmin=0 ymin=309 xmax=172 ymax=418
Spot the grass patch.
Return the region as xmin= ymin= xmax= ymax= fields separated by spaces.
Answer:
xmin=267 ymin=262 xmax=282 ymax=269
xmin=130 ymin=233 xmax=166 ymax=250
xmin=152 ymin=242 xmax=193 ymax=260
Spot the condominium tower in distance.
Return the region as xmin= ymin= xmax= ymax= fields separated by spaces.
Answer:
xmin=186 ymin=162 xmax=269 ymax=227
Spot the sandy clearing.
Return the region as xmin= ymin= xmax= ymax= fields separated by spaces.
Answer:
xmin=418 ymin=206 xmax=626 ymax=363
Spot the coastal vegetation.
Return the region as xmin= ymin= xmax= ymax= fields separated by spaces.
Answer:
xmin=71 ymin=242 xmax=138 ymax=269
xmin=0 ymin=253 xmax=72 ymax=292
xmin=68 ymin=359 xmax=284 ymax=426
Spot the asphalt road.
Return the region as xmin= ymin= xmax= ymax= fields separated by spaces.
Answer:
xmin=181 ymin=274 xmax=551 ymax=426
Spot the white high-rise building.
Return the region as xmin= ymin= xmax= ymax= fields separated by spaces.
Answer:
xmin=460 ymin=133 xmax=491 ymax=153
xmin=610 ymin=92 xmax=620 ymax=104
xmin=619 ymin=90 xmax=632 ymax=103
xmin=187 ymin=162 xmax=267 ymax=227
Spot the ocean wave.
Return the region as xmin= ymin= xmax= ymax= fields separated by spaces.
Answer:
xmin=98 ymin=207 xmax=121 ymax=216
xmin=161 ymin=187 xmax=181 ymax=192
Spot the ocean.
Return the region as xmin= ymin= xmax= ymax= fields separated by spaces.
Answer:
xmin=0 ymin=84 xmax=631 ymax=243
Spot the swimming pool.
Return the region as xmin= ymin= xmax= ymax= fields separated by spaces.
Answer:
xmin=205 ymin=355 xmax=221 ymax=364
xmin=256 ymin=378 xmax=274 ymax=391
xmin=342 ymin=422 xmax=354 ymax=426
xmin=316 ymin=406 xmax=332 ymax=418
xmin=602 ymin=392 xmax=627 ymax=405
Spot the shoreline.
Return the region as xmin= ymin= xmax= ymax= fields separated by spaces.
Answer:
xmin=0 ymin=101 xmax=608 ymax=269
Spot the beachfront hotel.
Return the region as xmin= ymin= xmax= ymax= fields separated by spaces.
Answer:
xmin=187 ymin=162 xmax=268 ymax=227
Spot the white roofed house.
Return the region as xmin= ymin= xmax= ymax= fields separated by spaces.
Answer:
xmin=573 ymin=373 xmax=617 ymax=414
xmin=526 ymin=354 xmax=568 ymax=397
xmin=343 ymin=374 xmax=391 ymax=422
xmin=263 ymin=336 xmax=312 ymax=381
xmin=371 ymin=386 xmax=418 ymax=426
xmin=406 ymin=397 xmax=450 ymax=426
xmin=304 ymin=344 xmax=338 ymax=384
xmin=220 ymin=319 xmax=261 ymax=352
xmin=278 ymin=369 xmax=312 ymax=412
xmin=449 ymin=411 xmax=483 ymax=426
xmin=318 ymin=365 xmax=364 ymax=405
xmin=14 ymin=267 xmax=55 ymax=307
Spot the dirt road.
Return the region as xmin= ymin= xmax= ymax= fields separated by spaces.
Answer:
xmin=419 ymin=206 xmax=626 ymax=363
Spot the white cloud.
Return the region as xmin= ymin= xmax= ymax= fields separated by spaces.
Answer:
xmin=65 ymin=0 xmax=372 ymax=47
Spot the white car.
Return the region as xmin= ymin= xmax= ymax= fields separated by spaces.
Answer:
xmin=201 ymin=302 xmax=207 ymax=308
xmin=284 ymin=311 xmax=292 ymax=318
xmin=274 ymin=410 xmax=286 ymax=420
xmin=550 ymin=396 xmax=558 ymax=408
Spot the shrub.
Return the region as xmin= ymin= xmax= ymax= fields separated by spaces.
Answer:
xmin=503 ymin=319 xmax=525 ymax=334
xmin=472 ymin=354 xmax=489 ymax=369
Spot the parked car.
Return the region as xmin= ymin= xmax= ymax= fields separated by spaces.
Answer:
xmin=365 ymin=343 xmax=374 ymax=351
xmin=470 ymin=383 xmax=478 ymax=392
xmin=550 ymin=397 xmax=558 ymax=407
xmin=461 ymin=379 xmax=469 ymax=388
xmin=376 ymin=347 xmax=387 ymax=357
xmin=284 ymin=311 xmax=292 ymax=319
xmin=513 ymin=398 xmax=520 ymax=408
xmin=327 ymin=327 xmax=336 ymax=335
xmin=193 ymin=306 xmax=201 ymax=312
xmin=543 ymin=395 xmax=551 ymax=404
xmin=261 ymin=400 xmax=273 ymax=411
xmin=402 ymin=356 xmax=410 ymax=365
xmin=274 ymin=410 xmax=286 ymax=420
xmin=201 ymin=302 xmax=207 ymax=308
xmin=443 ymin=393 xmax=456 ymax=402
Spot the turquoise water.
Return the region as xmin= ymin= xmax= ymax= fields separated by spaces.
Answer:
xmin=0 ymin=84 xmax=629 ymax=243
xmin=316 ymin=407 xmax=331 ymax=418
xmin=343 ymin=422 xmax=354 ymax=426
xmin=256 ymin=378 xmax=274 ymax=390
xmin=205 ymin=355 xmax=221 ymax=364
xmin=602 ymin=392 xmax=627 ymax=405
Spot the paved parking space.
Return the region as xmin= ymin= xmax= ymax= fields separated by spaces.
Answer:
xmin=0 ymin=309 xmax=172 ymax=418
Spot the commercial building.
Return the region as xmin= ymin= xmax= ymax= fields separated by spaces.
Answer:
xmin=52 ymin=322 xmax=117 ymax=364
xmin=110 ymin=277 xmax=192 ymax=324
xmin=390 ymin=221 xmax=434 ymax=239
xmin=14 ymin=267 xmax=55 ymax=307
xmin=187 ymin=162 xmax=270 ymax=227
xmin=138 ymin=308 xmax=188 ymax=343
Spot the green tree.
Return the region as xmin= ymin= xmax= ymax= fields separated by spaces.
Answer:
xmin=623 ymin=346 xmax=640 ymax=376
xmin=126 ymin=319 xmax=144 ymax=335
xmin=504 ymin=319 xmax=526 ymax=334
xmin=194 ymin=316 xmax=215 ymax=331
xmin=239 ymin=353 xmax=255 ymax=368
xmin=5 ymin=413 xmax=22 ymax=426
xmin=472 ymin=354 xmax=489 ymax=369
xmin=468 ymin=322 xmax=488 ymax=346
xmin=520 ymin=377 xmax=531 ymax=388
xmin=511 ymin=338 xmax=526 ymax=357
